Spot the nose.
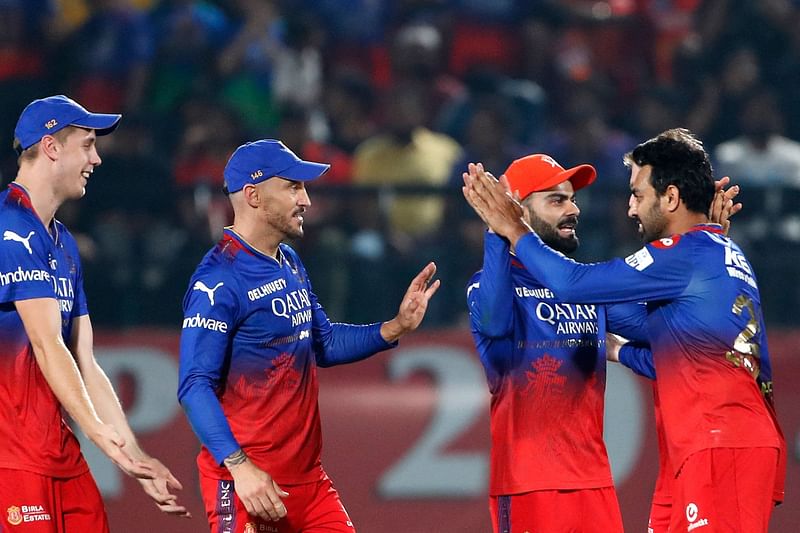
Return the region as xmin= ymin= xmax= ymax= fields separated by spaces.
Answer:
xmin=568 ymin=200 xmax=580 ymax=217
xmin=90 ymin=145 xmax=102 ymax=167
xmin=298 ymin=185 xmax=311 ymax=207
xmin=627 ymin=195 xmax=636 ymax=219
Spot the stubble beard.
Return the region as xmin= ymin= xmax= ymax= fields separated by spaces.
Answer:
xmin=267 ymin=210 xmax=304 ymax=241
xmin=638 ymin=203 xmax=667 ymax=243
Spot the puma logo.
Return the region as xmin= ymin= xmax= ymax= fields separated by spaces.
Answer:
xmin=3 ymin=230 xmax=34 ymax=254
xmin=193 ymin=280 xmax=224 ymax=306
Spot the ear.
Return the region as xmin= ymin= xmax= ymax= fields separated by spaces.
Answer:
xmin=39 ymin=135 xmax=60 ymax=161
xmin=663 ymin=184 xmax=682 ymax=213
xmin=242 ymin=184 xmax=260 ymax=208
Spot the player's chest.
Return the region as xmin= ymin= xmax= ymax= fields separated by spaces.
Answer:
xmin=513 ymin=284 xmax=600 ymax=338
xmin=239 ymin=268 xmax=314 ymax=338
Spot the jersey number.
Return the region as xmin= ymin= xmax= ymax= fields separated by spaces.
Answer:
xmin=726 ymin=294 xmax=773 ymax=401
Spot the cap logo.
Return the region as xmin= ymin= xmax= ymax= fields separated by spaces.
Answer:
xmin=541 ymin=155 xmax=558 ymax=168
xmin=250 ymin=169 xmax=263 ymax=180
xmin=44 ymin=119 xmax=58 ymax=129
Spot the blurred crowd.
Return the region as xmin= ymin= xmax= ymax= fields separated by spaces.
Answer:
xmin=2 ymin=0 xmax=800 ymax=327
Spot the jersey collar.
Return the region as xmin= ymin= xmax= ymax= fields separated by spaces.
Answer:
xmin=7 ymin=182 xmax=60 ymax=244
xmin=223 ymin=227 xmax=284 ymax=265
xmin=690 ymin=223 xmax=724 ymax=235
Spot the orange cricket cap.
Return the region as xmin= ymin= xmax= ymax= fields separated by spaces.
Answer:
xmin=504 ymin=154 xmax=597 ymax=200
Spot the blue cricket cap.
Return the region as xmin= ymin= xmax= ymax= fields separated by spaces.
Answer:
xmin=14 ymin=95 xmax=121 ymax=153
xmin=223 ymin=139 xmax=330 ymax=193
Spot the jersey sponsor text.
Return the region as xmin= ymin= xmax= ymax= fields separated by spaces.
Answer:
xmin=248 ymin=278 xmax=287 ymax=301
xmin=182 ymin=313 xmax=229 ymax=332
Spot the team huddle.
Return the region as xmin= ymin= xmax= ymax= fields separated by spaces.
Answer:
xmin=0 ymin=95 xmax=784 ymax=533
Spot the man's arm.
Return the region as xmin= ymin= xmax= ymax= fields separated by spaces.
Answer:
xmin=467 ymin=232 xmax=515 ymax=338
xmin=606 ymin=332 xmax=656 ymax=379
xmin=463 ymin=162 xmax=691 ymax=304
xmin=15 ymin=298 xmax=152 ymax=479
xmin=178 ymin=280 xmax=288 ymax=522
xmin=70 ymin=315 xmax=189 ymax=517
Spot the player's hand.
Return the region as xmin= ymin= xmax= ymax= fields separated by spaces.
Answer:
xmin=462 ymin=163 xmax=530 ymax=244
xmin=381 ymin=262 xmax=440 ymax=342
xmin=88 ymin=423 xmax=155 ymax=480
xmin=709 ymin=176 xmax=742 ymax=235
xmin=229 ymin=459 xmax=289 ymax=522
xmin=605 ymin=333 xmax=629 ymax=363
xmin=135 ymin=456 xmax=191 ymax=517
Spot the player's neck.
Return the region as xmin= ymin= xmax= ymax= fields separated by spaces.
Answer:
xmin=666 ymin=211 xmax=709 ymax=236
xmin=13 ymin=168 xmax=60 ymax=229
xmin=230 ymin=220 xmax=282 ymax=259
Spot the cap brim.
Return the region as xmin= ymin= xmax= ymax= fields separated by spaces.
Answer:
xmin=562 ymin=164 xmax=597 ymax=191
xmin=71 ymin=112 xmax=122 ymax=136
xmin=275 ymin=160 xmax=331 ymax=181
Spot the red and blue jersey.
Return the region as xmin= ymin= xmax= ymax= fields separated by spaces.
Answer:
xmin=468 ymin=232 xmax=620 ymax=496
xmin=0 ymin=183 xmax=89 ymax=477
xmin=514 ymin=224 xmax=785 ymax=501
xmin=178 ymin=229 xmax=394 ymax=484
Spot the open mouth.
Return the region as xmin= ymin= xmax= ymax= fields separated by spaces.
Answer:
xmin=81 ymin=170 xmax=92 ymax=180
xmin=557 ymin=219 xmax=577 ymax=237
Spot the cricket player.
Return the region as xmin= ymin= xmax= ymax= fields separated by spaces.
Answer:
xmin=464 ymin=128 xmax=785 ymax=532
xmin=178 ymin=140 xmax=439 ymax=532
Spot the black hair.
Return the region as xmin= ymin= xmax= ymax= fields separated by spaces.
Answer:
xmin=624 ymin=128 xmax=714 ymax=215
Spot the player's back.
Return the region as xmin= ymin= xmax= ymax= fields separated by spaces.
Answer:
xmin=645 ymin=228 xmax=782 ymax=476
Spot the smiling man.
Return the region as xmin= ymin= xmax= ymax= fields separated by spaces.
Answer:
xmin=0 ymin=95 xmax=188 ymax=532
xmin=178 ymin=139 xmax=440 ymax=533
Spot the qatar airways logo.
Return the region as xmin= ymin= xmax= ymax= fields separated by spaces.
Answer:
xmin=182 ymin=313 xmax=228 ymax=333
xmin=271 ymin=288 xmax=312 ymax=327
xmin=535 ymin=302 xmax=598 ymax=335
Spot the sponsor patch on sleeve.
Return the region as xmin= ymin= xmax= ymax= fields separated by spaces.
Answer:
xmin=625 ymin=247 xmax=654 ymax=271
xmin=651 ymin=235 xmax=681 ymax=249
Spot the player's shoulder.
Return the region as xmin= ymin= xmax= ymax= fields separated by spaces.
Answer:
xmin=278 ymin=243 xmax=306 ymax=271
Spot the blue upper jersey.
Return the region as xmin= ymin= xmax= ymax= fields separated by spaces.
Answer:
xmin=0 ymin=183 xmax=89 ymax=477
xmin=513 ymin=224 xmax=784 ymax=493
xmin=178 ymin=229 xmax=394 ymax=484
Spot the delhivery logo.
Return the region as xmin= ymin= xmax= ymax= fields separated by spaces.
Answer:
xmin=625 ymin=247 xmax=654 ymax=271
xmin=3 ymin=230 xmax=34 ymax=254
xmin=182 ymin=313 xmax=228 ymax=333
xmin=685 ymin=502 xmax=709 ymax=531
xmin=193 ymin=280 xmax=224 ymax=306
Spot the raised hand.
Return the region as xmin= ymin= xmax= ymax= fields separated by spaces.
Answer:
xmin=709 ymin=176 xmax=742 ymax=235
xmin=462 ymin=162 xmax=530 ymax=244
xmin=381 ymin=262 xmax=440 ymax=343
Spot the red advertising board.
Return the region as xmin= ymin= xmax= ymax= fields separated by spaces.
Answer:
xmin=91 ymin=328 xmax=798 ymax=532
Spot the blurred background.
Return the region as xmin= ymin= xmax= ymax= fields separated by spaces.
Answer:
xmin=1 ymin=0 xmax=798 ymax=531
